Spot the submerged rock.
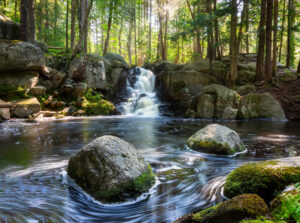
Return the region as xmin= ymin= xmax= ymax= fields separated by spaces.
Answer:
xmin=67 ymin=135 xmax=155 ymax=203
xmin=238 ymin=93 xmax=285 ymax=119
xmin=187 ymin=124 xmax=245 ymax=155
xmin=10 ymin=97 xmax=41 ymax=118
xmin=224 ymin=156 xmax=300 ymax=202
xmin=174 ymin=194 xmax=269 ymax=223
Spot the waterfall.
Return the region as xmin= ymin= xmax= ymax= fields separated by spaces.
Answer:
xmin=119 ymin=68 xmax=160 ymax=116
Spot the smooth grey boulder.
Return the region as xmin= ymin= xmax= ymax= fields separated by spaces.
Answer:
xmin=0 ymin=40 xmax=45 ymax=73
xmin=30 ymin=85 xmax=46 ymax=96
xmin=67 ymin=135 xmax=155 ymax=203
xmin=103 ymin=52 xmax=128 ymax=68
xmin=238 ymin=93 xmax=285 ymax=119
xmin=187 ymin=124 xmax=245 ymax=155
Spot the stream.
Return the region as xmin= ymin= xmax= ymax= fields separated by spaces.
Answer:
xmin=0 ymin=117 xmax=299 ymax=222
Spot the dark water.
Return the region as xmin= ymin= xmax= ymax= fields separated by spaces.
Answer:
xmin=0 ymin=117 xmax=299 ymax=223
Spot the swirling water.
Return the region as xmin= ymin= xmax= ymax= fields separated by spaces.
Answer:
xmin=0 ymin=117 xmax=299 ymax=223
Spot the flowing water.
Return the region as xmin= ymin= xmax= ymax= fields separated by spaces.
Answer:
xmin=0 ymin=117 xmax=299 ymax=223
xmin=119 ymin=68 xmax=160 ymax=116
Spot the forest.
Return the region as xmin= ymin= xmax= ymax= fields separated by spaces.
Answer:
xmin=0 ymin=0 xmax=300 ymax=222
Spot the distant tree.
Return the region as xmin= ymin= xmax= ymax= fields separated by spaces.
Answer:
xmin=286 ymin=0 xmax=295 ymax=67
xmin=265 ymin=0 xmax=273 ymax=83
xmin=20 ymin=0 xmax=35 ymax=42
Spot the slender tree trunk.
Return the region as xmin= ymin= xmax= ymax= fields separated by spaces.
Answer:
xmin=279 ymin=0 xmax=286 ymax=62
xmin=20 ymin=0 xmax=35 ymax=42
xmin=297 ymin=59 xmax=300 ymax=73
xmin=127 ymin=0 xmax=133 ymax=65
xmin=118 ymin=24 xmax=123 ymax=55
xmin=66 ymin=0 xmax=69 ymax=52
xmin=206 ymin=0 xmax=213 ymax=71
xmin=229 ymin=0 xmax=238 ymax=87
xmin=245 ymin=0 xmax=249 ymax=53
xmin=134 ymin=0 xmax=137 ymax=64
xmin=213 ymin=0 xmax=221 ymax=59
xmin=286 ymin=0 xmax=294 ymax=67
xmin=238 ymin=0 xmax=247 ymax=52
xmin=272 ymin=0 xmax=278 ymax=76
xmin=71 ymin=0 xmax=76 ymax=49
xmin=148 ymin=0 xmax=152 ymax=59
xmin=103 ymin=2 xmax=113 ymax=55
xmin=84 ymin=20 xmax=88 ymax=53
xmin=14 ymin=0 xmax=18 ymax=20
xmin=256 ymin=0 xmax=267 ymax=81
xmin=20 ymin=0 xmax=27 ymax=41
xmin=265 ymin=0 xmax=273 ymax=83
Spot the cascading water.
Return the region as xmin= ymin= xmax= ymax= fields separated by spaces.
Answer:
xmin=120 ymin=68 xmax=160 ymax=116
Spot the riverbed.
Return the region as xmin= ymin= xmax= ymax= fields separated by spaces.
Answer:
xmin=0 ymin=117 xmax=299 ymax=222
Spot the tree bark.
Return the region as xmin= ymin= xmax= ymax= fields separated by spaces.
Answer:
xmin=279 ymin=0 xmax=286 ymax=62
xmin=66 ymin=0 xmax=69 ymax=52
xmin=228 ymin=0 xmax=238 ymax=87
xmin=271 ymin=0 xmax=278 ymax=76
xmin=286 ymin=0 xmax=294 ymax=68
xmin=71 ymin=0 xmax=76 ymax=49
xmin=103 ymin=1 xmax=113 ymax=55
xmin=20 ymin=0 xmax=35 ymax=42
xmin=265 ymin=0 xmax=273 ymax=83
xmin=256 ymin=0 xmax=267 ymax=81
xmin=148 ymin=0 xmax=152 ymax=59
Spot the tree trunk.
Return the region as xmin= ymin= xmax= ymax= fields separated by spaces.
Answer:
xmin=84 ymin=20 xmax=88 ymax=53
xmin=271 ymin=0 xmax=278 ymax=76
xmin=256 ymin=0 xmax=267 ymax=81
xmin=297 ymin=59 xmax=300 ymax=73
xmin=148 ymin=0 xmax=152 ymax=59
xmin=66 ymin=0 xmax=69 ymax=52
xmin=245 ymin=0 xmax=249 ymax=53
xmin=127 ymin=0 xmax=133 ymax=65
xmin=228 ymin=0 xmax=238 ymax=87
xmin=286 ymin=0 xmax=295 ymax=68
xmin=206 ymin=0 xmax=213 ymax=72
xmin=279 ymin=0 xmax=286 ymax=62
xmin=71 ymin=0 xmax=76 ymax=49
xmin=213 ymin=0 xmax=221 ymax=59
xmin=14 ymin=0 xmax=18 ymax=20
xmin=20 ymin=0 xmax=27 ymax=41
xmin=20 ymin=0 xmax=35 ymax=42
xmin=238 ymin=0 xmax=247 ymax=52
xmin=118 ymin=23 xmax=123 ymax=55
xmin=265 ymin=0 xmax=273 ymax=83
xmin=103 ymin=1 xmax=113 ymax=55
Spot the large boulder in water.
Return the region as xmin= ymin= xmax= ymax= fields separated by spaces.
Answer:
xmin=174 ymin=194 xmax=269 ymax=223
xmin=238 ymin=93 xmax=285 ymax=119
xmin=69 ymin=54 xmax=109 ymax=91
xmin=0 ymin=40 xmax=45 ymax=73
xmin=187 ymin=124 xmax=245 ymax=155
xmin=224 ymin=156 xmax=300 ymax=202
xmin=67 ymin=135 xmax=156 ymax=203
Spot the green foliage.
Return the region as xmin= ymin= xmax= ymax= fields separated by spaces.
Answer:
xmin=81 ymin=89 xmax=115 ymax=115
xmin=271 ymin=183 xmax=300 ymax=222
xmin=239 ymin=216 xmax=275 ymax=223
xmin=0 ymin=86 xmax=29 ymax=101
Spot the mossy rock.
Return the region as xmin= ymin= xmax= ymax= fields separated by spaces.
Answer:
xmin=278 ymin=70 xmax=298 ymax=82
xmin=68 ymin=135 xmax=156 ymax=203
xmin=239 ymin=217 xmax=275 ymax=223
xmin=224 ymin=157 xmax=300 ymax=202
xmin=174 ymin=194 xmax=269 ymax=223
xmin=187 ymin=124 xmax=245 ymax=155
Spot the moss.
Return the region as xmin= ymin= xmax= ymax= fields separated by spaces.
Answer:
xmin=271 ymin=184 xmax=300 ymax=222
xmin=191 ymin=194 xmax=269 ymax=223
xmin=190 ymin=139 xmax=244 ymax=155
xmin=0 ymin=86 xmax=29 ymax=101
xmin=80 ymin=89 xmax=115 ymax=115
xmin=239 ymin=217 xmax=275 ymax=223
xmin=224 ymin=161 xmax=300 ymax=202
xmin=93 ymin=164 xmax=156 ymax=203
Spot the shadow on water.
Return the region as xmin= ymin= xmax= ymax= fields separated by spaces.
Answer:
xmin=0 ymin=117 xmax=299 ymax=222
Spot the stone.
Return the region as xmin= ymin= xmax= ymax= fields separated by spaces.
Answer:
xmin=237 ymin=70 xmax=256 ymax=85
xmin=196 ymin=84 xmax=240 ymax=119
xmin=10 ymin=97 xmax=41 ymax=118
xmin=236 ymin=84 xmax=255 ymax=95
xmin=175 ymin=194 xmax=269 ymax=223
xmin=0 ymin=71 xmax=39 ymax=91
xmin=30 ymin=85 xmax=46 ymax=96
xmin=67 ymin=135 xmax=156 ymax=203
xmin=0 ymin=40 xmax=45 ymax=73
xmin=238 ymin=93 xmax=285 ymax=119
xmin=0 ymin=99 xmax=10 ymax=120
xmin=187 ymin=124 xmax=245 ymax=155
xmin=42 ymin=80 xmax=53 ymax=91
xmin=222 ymin=107 xmax=238 ymax=119
xmin=32 ymin=41 xmax=48 ymax=53
xmin=52 ymin=69 xmax=67 ymax=88
xmin=73 ymin=82 xmax=88 ymax=97
xmin=278 ymin=70 xmax=297 ymax=82
xmin=0 ymin=14 xmax=20 ymax=40
xmin=103 ymin=52 xmax=128 ymax=68
xmin=224 ymin=156 xmax=300 ymax=202
xmin=69 ymin=54 xmax=109 ymax=91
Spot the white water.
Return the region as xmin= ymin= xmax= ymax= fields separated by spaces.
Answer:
xmin=121 ymin=68 xmax=160 ymax=116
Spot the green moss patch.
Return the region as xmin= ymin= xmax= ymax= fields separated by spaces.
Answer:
xmin=0 ymin=86 xmax=29 ymax=101
xmin=192 ymin=140 xmax=243 ymax=155
xmin=90 ymin=165 xmax=155 ymax=203
xmin=224 ymin=161 xmax=300 ymax=202
xmin=191 ymin=194 xmax=269 ymax=223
